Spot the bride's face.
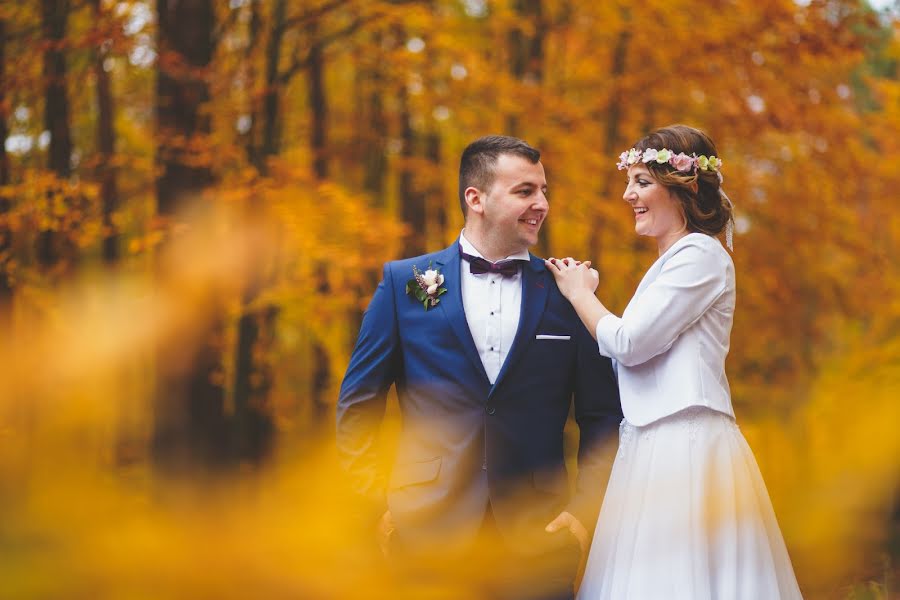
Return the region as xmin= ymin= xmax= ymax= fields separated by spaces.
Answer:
xmin=623 ymin=165 xmax=687 ymax=243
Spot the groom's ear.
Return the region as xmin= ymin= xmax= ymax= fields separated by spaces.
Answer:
xmin=464 ymin=186 xmax=485 ymax=216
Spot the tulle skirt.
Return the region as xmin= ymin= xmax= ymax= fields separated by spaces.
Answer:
xmin=577 ymin=407 xmax=803 ymax=599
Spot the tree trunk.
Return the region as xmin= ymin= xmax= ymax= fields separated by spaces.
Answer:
xmin=153 ymin=0 xmax=225 ymax=469
xmin=155 ymin=0 xmax=214 ymax=216
xmin=92 ymin=0 xmax=119 ymax=264
xmin=505 ymin=0 xmax=543 ymax=136
xmin=360 ymin=31 xmax=387 ymax=203
xmin=38 ymin=0 xmax=72 ymax=270
xmin=0 ymin=18 xmax=12 ymax=328
xmin=306 ymin=22 xmax=332 ymax=421
xmin=398 ymin=77 xmax=425 ymax=256
xmin=261 ymin=0 xmax=286 ymax=165
xmin=241 ymin=0 xmax=262 ymax=169
xmin=307 ymin=21 xmax=327 ymax=179
xmin=230 ymin=0 xmax=286 ymax=460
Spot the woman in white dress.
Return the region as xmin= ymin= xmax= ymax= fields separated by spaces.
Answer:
xmin=545 ymin=125 xmax=802 ymax=599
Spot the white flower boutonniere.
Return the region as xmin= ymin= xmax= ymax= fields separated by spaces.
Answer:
xmin=406 ymin=263 xmax=447 ymax=310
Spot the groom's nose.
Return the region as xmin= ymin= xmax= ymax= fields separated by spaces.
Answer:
xmin=532 ymin=190 xmax=549 ymax=211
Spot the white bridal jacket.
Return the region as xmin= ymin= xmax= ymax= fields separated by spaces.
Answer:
xmin=595 ymin=233 xmax=736 ymax=427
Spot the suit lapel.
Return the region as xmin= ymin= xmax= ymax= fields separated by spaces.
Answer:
xmin=434 ymin=243 xmax=490 ymax=384
xmin=490 ymin=254 xmax=549 ymax=397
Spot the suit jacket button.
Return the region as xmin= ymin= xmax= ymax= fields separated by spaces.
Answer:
xmin=486 ymin=406 xmax=496 ymax=415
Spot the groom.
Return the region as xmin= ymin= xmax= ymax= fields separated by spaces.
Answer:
xmin=336 ymin=135 xmax=622 ymax=599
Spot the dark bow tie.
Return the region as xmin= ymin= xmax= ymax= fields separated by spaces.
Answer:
xmin=460 ymin=247 xmax=528 ymax=277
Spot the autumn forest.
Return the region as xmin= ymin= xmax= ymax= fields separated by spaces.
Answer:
xmin=0 ymin=0 xmax=898 ymax=597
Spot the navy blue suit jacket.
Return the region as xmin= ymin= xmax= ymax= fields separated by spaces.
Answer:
xmin=337 ymin=241 xmax=622 ymax=550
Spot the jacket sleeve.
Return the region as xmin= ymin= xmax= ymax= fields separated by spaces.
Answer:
xmin=336 ymin=263 xmax=400 ymax=517
xmin=595 ymin=241 xmax=728 ymax=367
xmin=568 ymin=307 xmax=623 ymax=528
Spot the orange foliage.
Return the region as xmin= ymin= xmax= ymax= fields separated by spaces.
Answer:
xmin=0 ymin=0 xmax=898 ymax=597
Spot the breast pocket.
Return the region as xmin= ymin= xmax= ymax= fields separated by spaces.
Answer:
xmin=524 ymin=334 xmax=576 ymax=382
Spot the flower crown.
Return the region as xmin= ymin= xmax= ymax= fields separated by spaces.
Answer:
xmin=616 ymin=147 xmax=722 ymax=173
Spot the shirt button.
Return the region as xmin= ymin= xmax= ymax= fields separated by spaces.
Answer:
xmin=490 ymin=311 xmax=494 ymax=316
xmin=490 ymin=346 xmax=494 ymax=351
xmin=486 ymin=406 xmax=496 ymax=415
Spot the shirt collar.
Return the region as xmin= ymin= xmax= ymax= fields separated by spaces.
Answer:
xmin=459 ymin=230 xmax=530 ymax=263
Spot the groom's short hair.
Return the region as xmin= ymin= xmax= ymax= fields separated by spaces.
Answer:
xmin=458 ymin=135 xmax=541 ymax=217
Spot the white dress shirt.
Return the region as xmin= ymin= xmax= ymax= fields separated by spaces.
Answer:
xmin=459 ymin=232 xmax=529 ymax=385
xmin=595 ymin=233 xmax=736 ymax=426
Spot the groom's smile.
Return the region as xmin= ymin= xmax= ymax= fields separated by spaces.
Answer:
xmin=476 ymin=154 xmax=549 ymax=256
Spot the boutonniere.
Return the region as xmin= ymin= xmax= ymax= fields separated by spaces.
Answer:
xmin=406 ymin=263 xmax=447 ymax=310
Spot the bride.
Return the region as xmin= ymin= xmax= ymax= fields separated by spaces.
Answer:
xmin=546 ymin=125 xmax=803 ymax=599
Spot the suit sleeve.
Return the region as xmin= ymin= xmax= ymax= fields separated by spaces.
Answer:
xmin=595 ymin=242 xmax=727 ymax=367
xmin=568 ymin=306 xmax=623 ymax=528
xmin=336 ymin=263 xmax=400 ymax=517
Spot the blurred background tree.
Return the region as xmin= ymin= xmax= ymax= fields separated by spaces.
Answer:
xmin=0 ymin=0 xmax=897 ymax=597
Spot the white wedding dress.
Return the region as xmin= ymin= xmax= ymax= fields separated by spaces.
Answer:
xmin=576 ymin=407 xmax=803 ymax=599
xmin=577 ymin=234 xmax=802 ymax=599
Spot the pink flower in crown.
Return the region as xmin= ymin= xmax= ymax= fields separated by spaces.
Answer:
xmin=641 ymin=148 xmax=658 ymax=163
xmin=671 ymin=152 xmax=695 ymax=172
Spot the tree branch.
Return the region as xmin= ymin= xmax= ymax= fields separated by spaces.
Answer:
xmin=275 ymin=0 xmax=351 ymax=35
xmin=277 ymin=12 xmax=383 ymax=84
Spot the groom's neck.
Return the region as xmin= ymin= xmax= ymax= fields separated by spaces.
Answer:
xmin=462 ymin=226 xmax=528 ymax=263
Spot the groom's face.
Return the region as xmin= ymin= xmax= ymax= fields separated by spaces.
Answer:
xmin=480 ymin=154 xmax=549 ymax=252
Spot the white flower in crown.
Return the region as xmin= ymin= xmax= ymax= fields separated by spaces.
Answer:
xmin=641 ymin=148 xmax=658 ymax=163
xmin=406 ymin=263 xmax=448 ymax=310
xmin=617 ymin=148 xmax=643 ymax=170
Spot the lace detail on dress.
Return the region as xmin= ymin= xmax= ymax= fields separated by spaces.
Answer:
xmin=616 ymin=419 xmax=634 ymax=462
xmin=615 ymin=407 xmax=738 ymax=463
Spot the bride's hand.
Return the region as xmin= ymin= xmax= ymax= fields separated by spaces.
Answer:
xmin=545 ymin=257 xmax=599 ymax=302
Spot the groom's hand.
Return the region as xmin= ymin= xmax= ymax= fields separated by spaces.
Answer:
xmin=545 ymin=510 xmax=588 ymax=556
xmin=546 ymin=511 xmax=590 ymax=590
xmin=377 ymin=510 xmax=395 ymax=558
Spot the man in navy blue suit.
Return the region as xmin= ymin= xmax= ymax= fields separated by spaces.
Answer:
xmin=337 ymin=135 xmax=622 ymax=599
